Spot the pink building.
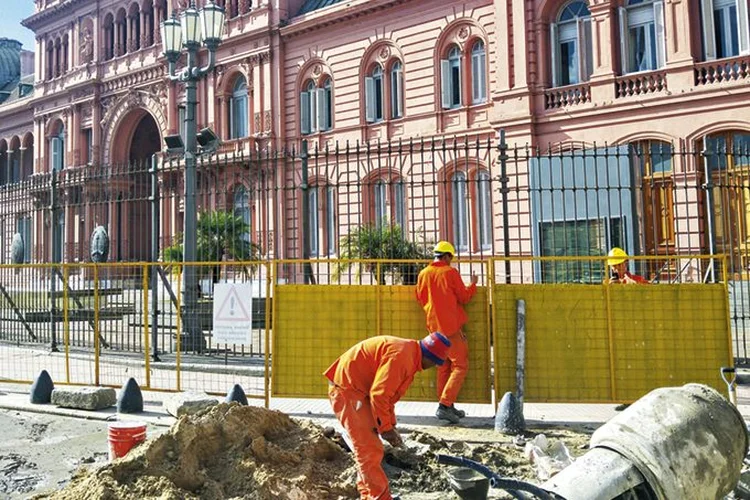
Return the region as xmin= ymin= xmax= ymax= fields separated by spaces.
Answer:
xmin=0 ymin=0 xmax=745 ymax=280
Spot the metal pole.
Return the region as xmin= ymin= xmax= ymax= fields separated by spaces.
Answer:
xmin=182 ymin=45 xmax=203 ymax=351
xmin=498 ymin=129 xmax=512 ymax=284
xmin=49 ymin=169 xmax=59 ymax=352
xmin=150 ymin=154 xmax=161 ymax=361
xmin=702 ymin=136 xmax=717 ymax=283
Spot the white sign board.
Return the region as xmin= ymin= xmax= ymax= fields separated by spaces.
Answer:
xmin=212 ymin=283 xmax=254 ymax=345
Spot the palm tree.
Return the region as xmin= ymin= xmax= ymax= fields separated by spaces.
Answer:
xmin=333 ymin=222 xmax=432 ymax=285
xmin=163 ymin=210 xmax=262 ymax=283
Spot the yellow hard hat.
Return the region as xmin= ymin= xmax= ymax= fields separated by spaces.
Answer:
xmin=607 ymin=247 xmax=629 ymax=266
xmin=433 ymin=241 xmax=456 ymax=256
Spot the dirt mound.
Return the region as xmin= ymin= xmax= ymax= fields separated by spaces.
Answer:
xmin=36 ymin=404 xmax=358 ymax=500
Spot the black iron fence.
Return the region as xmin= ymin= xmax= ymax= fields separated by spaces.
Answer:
xmin=0 ymin=134 xmax=748 ymax=362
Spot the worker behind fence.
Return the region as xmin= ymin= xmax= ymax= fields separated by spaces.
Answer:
xmin=415 ymin=241 xmax=478 ymax=424
xmin=325 ymin=332 xmax=451 ymax=500
xmin=607 ymin=247 xmax=649 ymax=285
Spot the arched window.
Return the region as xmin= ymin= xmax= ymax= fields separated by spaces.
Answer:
xmin=390 ymin=61 xmax=403 ymax=119
xmin=550 ymin=1 xmax=592 ymax=86
xmin=441 ymin=46 xmax=463 ymax=109
xmin=471 ymin=40 xmax=487 ymax=103
xmin=103 ymin=14 xmax=115 ymax=60
xmin=50 ymin=124 xmax=65 ymax=172
xmin=445 ymin=166 xmax=493 ymax=253
xmin=367 ymin=173 xmax=406 ymax=229
xmin=233 ymin=185 xmax=251 ymax=243
xmin=300 ymin=78 xmax=332 ymax=135
xmin=230 ymin=76 xmax=249 ymax=139
xmin=365 ymin=64 xmax=384 ymax=123
xmin=702 ymin=0 xmax=750 ymax=60
xmin=619 ymin=0 xmax=666 ymax=73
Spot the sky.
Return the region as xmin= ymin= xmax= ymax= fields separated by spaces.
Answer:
xmin=0 ymin=2 xmax=36 ymax=51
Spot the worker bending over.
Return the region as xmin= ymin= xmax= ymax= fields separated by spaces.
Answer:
xmin=324 ymin=333 xmax=450 ymax=500
xmin=415 ymin=241 xmax=478 ymax=424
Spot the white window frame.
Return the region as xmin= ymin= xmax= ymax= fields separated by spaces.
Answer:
xmin=50 ymin=129 xmax=65 ymax=173
xmin=619 ymin=1 xmax=667 ymax=74
xmin=230 ymin=76 xmax=249 ymax=139
xmin=451 ymin=171 xmax=469 ymax=252
xmin=308 ymin=187 xmax=319 ymax=257
xmin=233 ymin=185 xmax=251 ymax=243
xmin=550 ymin=2 xmax=593 ymax=87
xmin=374 ymin=179 xmax=387 ymax=228
xmin=390 ymin=61 xmax=403 ymax=119
xmin=365 ymin=65 xmax=384 ymax=123
xmin=703 ymin=0 xmax=750 ymax=59
xmin=325 ymin=185 xmax=336 ymax=255
xmin=471 ymin=40 xmax=487 ymax=104
xmin=441 ymin=46 xmax=462 ymax=109
xmin=300 ymin=81 xmax=317 ymax=135
xmin=394 ymin=180 xmax=406 ymax=229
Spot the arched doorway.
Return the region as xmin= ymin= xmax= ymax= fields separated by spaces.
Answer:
xmin=108 ymin=109 xmax=162 ymax=262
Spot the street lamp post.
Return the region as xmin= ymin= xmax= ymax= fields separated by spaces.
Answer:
xmin=161 ymin=0 xmax=225 ymax=351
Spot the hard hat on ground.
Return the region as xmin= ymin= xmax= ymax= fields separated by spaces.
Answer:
xmin=433 ymin=241 xmax=456 ymax=256
xmin=419 ymin=332 xmax=451 ymax=366
xmin=608 ymin=247 xmax=629 ymax=266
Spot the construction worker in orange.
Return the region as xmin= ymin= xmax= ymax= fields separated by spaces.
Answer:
xmin=415 ymin=241 xmax=478 ymax=424
xmin=324 ymin=332 xmax=451 ymax=500
xmin=607 ymin=247 xmax=649 ymax=284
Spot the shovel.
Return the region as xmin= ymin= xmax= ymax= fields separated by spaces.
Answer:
xmin=721 ymin=366 xmax=738 ymax=406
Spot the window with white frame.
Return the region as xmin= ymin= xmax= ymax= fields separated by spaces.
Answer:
xmin=230 ymin=76 xmax=249 ymax=139
xmin=441 ymin=46 xmax=462 ymax=109
xmin=451 ymin=171 xmax=469 ymax=252
xmin=390 ymin=61 xmax=404 ymax=119
xmin=233 ymin=185 xmax=251 ymax=243
xmin=471 ymin=40 xmax=487 ymax=103
xmin=307 ymin=187 xmax=319 ymax=257
xmin=701 ymin=0 xmax=750 ymax=60
xmin=619 ymin=0 xmax=666 ymax=73
xmin=49 ymin=127 xmax=65 ymax=172
xmin=300 ymin=78 xmax=332 ymax=135
xmin=308 ymin=185 xmax=337 ymax=257
xmin=550 ymin=1 xmax=592 ymax=87
xmin=365 ymin=65 xmax=385 ymax=123
xmin=477 ymin=170 xmax=492 ymax=250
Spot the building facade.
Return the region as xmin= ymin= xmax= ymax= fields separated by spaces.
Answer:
xmin=0 ymin=0 xmax=746 ymax=280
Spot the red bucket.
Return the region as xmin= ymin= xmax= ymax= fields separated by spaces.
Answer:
xmin=108 ymin=421 xmax=147 ymax=461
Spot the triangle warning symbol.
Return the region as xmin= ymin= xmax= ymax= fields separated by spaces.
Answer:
xmin=215 ymin=286 xmax=251 ymax=322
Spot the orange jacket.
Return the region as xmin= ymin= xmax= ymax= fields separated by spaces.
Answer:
xmin=324 ymin=336 xmax=422 ymax=434
xmin=415 ymin=261 xmax=476 ymax=336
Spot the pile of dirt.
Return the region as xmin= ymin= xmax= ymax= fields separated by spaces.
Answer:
xmin=35 ymin=404 xmax=358 ymax=500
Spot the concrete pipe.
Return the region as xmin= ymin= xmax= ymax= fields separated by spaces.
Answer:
xmin=542 ymin=384 xmax=747 ymax=500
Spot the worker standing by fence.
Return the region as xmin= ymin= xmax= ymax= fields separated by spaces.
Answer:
xmin=607 ymin=247 xmax=649 ymax=284
xmin=415 ymin=241 xmax=478 ymax=424
xmin=324 ymin=332 xmax=451 ymax=500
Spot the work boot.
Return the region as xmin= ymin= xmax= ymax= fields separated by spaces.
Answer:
xmin=450 ymin=405 xmax=466 ymax=418
xmin=436 ymin=404 xmax=460 ymax=424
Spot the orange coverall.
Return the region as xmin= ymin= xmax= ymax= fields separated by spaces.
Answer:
xmin=415 ymin=261 xmax=476 ymax=406
xmin=324 ymin=336 xmax=423 ymax=500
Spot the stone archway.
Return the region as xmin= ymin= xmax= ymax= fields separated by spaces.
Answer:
xmin=101 ymin=87 xmax=167 ymax=165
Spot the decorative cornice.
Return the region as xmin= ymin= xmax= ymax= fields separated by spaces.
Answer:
xmin=281 ymin=0 xmax=408 ymax=38
xmin=101 ymin=65 xmax=166 ymax=93
xmin=22 ymin=0 xmax=90 ymax=31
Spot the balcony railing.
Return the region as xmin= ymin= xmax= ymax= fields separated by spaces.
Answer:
xmin=217 ymin=136 xmax=256 ymax=156
xmin=695 ymin=56 xmax=750 ymax=86
xmin=615 ymin=71 xmax=667 ymax=98
xmin=544 ymin=83 xmax=592 ymax=110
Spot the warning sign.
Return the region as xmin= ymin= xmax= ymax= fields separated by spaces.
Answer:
xmin=213 ymin=283 xmax=254 ymax=345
